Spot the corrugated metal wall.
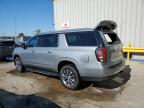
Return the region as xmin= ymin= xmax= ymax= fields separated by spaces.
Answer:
xmin=54 ymin=0 xmax=144 ymax=47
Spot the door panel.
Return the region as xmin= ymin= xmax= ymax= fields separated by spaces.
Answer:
xmin=23 ymin=36 xmax=38 ymax=66
xmin=23 ymin=47 xmax=37 ymax=66
xmin=33 ymin=34 xmax=58 ymax=70
xmin=34 ymin=48 xmax=57 ymax=69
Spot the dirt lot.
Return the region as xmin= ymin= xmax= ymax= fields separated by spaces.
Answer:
xmin=0 ymin=61 xmax=144 ymax=108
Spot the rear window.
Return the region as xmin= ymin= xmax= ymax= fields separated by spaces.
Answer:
xmin=65 ymin=31 xmax=97 ymax=46
xmin=0 ymin=41 xmax=15 ymax=46
xmin=103 ymin=32 xmax=121 ymax=45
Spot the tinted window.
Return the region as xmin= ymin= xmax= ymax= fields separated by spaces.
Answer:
xmin=65 ymin=31 xmax=97 ymax=46
xmin=0 ymin=42 xmax=3 ymax=46
xmin=104 ymin=32 xmax=121 ymax=45
xmin=0 ymin=41 xmax=15 ymax=46
xmin=27 ymin=36 xmax=38 ymax=47
xmin=37 ymin=34 xmax=58 ymax=47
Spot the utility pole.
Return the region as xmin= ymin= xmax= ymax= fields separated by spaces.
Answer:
xmin=14 ymin=18 xmax=17 ymax=41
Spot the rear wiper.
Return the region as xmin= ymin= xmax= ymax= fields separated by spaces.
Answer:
xmin=113 ymin=41 xmax=120 ymax=44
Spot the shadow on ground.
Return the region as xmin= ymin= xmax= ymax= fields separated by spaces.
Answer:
xmin=5 ymin=65 xmax=131 ymax=103
xmin=0 ymin=89 xmax=60 ymax=108
xmin=8 ymin=65 xmax=131 ymax=91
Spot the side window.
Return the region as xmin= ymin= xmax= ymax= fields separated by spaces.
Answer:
xmin=65 ymin=31 xmax=97 ymax=46
xmin=3 ymin=41 xmax=15 ymax=46
xmin=37 ymin=34 xmax=58 ymax=47
xmin=26 ymin=36 xmax=38 ymax=47
xmin=104 ymin=34 xmax=112 ymax=43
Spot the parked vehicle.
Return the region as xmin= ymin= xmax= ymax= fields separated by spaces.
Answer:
xmin=0 ymin=40 xmax=16 ymax=59
xmin=13 ymin=20 xmax=126 ymax=90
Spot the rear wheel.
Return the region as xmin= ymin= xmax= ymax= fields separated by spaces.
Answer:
xmin=60 ymin=64 xmax=80 ymax=90
xmin=14 ymin=56 xmax=25 ymax=72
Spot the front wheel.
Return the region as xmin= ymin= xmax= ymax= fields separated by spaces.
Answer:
xmin=14 ymin=57 xmax=25 ymax=72
xmin=60 ymin=64 xmax=80 ymax=90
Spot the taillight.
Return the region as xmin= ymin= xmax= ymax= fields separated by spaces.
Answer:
xmin=96 ymin=47 xmax=106 ymax=63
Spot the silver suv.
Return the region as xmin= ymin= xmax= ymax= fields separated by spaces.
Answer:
xmin=13 ymin=20 xmax=126 ymax=90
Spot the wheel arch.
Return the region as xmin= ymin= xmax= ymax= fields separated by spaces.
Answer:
xmin=57 ymin=59 xmax=80 ymax=75
xmin=14 ymin=55 xmax=20 ymax=60
xmin=13 ymin=55 xmax=20 ymax=65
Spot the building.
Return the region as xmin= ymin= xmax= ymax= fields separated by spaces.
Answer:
xmin=54 ymin=0 xmax=144 ymax=48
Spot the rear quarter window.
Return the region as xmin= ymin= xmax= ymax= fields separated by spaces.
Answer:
xmin=65 ymin=31 xmax=97 ymax=46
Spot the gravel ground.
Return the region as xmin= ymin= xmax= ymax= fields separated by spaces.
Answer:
xmin=0 ymin=61 xmax=144 ymax=108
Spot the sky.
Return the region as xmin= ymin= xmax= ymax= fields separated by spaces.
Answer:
xmin=0 ymin=0 xmax=54 ymax=36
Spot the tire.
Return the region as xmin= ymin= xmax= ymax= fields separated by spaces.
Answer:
xmin=60 ymin=64 xmax=80 ymax=90
xmin=14 ymin=56 xmax=25 ymax=72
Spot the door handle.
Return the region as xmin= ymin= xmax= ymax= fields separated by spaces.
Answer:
xmin=48 ymin=51 xmax=53 ymax=53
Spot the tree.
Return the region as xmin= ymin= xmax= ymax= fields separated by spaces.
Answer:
xmin=18 ymin=33 xmax=24 ymax=37
xmin=35 ymin=29 xmax=41 ymax=35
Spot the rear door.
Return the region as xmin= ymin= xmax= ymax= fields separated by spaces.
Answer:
xmin=103 ymin=31 xmax=123 ymax=66
xmin=96 ymin=20 xmax=124 ymax=66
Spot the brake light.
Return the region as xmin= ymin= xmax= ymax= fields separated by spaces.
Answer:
xmin=96 ymin=47 xmax=106 ymax=63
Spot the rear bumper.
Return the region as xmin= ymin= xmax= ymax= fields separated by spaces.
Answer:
xmin=81 ymin=76 xmax=107 ymax=82
xmin=0 ymin=54 xmax=13 ymax=58
xmin=81 ymin=68 xmax=125 ymax=82
xmin=81 ymin=60 xmax=126 ymax=82
xmin=104 ymin=60 xmax=126 ymax=77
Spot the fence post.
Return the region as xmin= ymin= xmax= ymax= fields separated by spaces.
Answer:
xmin=127 ymin=42 xmax=131 ymax=61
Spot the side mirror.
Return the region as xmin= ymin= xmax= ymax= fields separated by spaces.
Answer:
xmin=20 ymin=43 xmax=26 ymax=49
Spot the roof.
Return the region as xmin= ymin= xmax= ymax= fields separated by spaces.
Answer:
xmin=40 ymin=28 xmax=95 ymax=35
xmin=39 ymin=20 xmax=117 ymax=35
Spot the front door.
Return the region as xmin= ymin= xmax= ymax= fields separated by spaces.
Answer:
xmin=22 ymin=36 xmax=38 ymax=66
xmin=34 ymin=34 xmax=58 ymax=70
